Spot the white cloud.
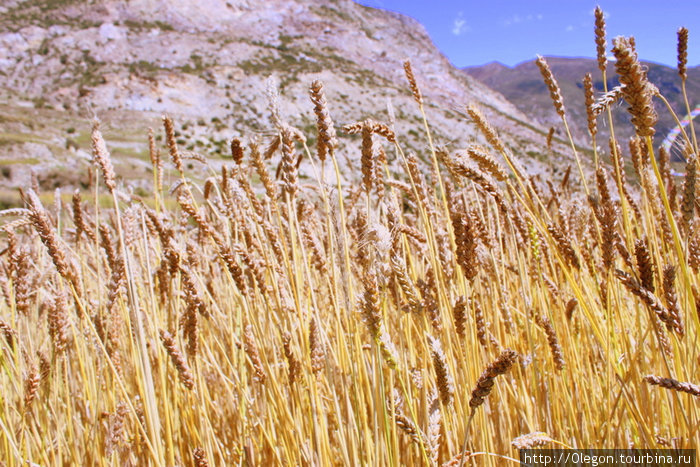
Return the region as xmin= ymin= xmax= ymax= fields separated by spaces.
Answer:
xmin=566 ymin=25 xmax=574 ymax=32
xmin=503 ymin=13 xmax=543 ymax=26
xmin=452 ymin=12 xmax=470 ymax=35
xmin=503 ymin=14 xmax=521 ymax=26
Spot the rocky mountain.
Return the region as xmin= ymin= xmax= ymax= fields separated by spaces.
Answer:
xmin=0 ymin=0 xmax=574 ymax=206
xmin=464 ymin=57 xmax=700 ymax=159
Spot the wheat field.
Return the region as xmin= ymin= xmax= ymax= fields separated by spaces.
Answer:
xmin=0 ymin=8 xmax=698 ymax=466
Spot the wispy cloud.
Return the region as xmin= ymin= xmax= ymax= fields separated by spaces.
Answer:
xmin=452 ymin=12 xmax=470 ymax=36
xmin=566 ymin=25 xmax=574 ymax=32
xmin=503 ymin=13 xmax=543 ymax=27
xmin=503 ymin=14 xmax=522 ymax=26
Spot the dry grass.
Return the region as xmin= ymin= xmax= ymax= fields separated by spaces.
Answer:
xmin=0 ymin=9 xmax=698 ymax=466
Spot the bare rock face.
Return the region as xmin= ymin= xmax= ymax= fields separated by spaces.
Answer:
xmin=0 ymin=0 xmax=571 ymax=195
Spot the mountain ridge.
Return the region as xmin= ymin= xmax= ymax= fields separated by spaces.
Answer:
xmin=0 ymin=0 xmax=578 ymax=203
xmin=463 ymin=56 xmax=700 ymax=156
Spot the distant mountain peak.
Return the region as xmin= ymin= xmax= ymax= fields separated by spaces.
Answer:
xmin=464 ymin=56 xmax=700 ymax=148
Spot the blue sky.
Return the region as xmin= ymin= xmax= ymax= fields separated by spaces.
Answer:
xmin=355 ymin=1 xmax=699 ymax=68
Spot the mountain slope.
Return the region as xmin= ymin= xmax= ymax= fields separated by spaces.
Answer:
xmin=0 ymin=0 xmax=571 ymax=200
xmin=464 ymin=57 xmax=700 ymax=158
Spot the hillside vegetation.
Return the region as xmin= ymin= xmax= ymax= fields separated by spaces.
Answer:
xmin=0 ymin=0 xmax=567 ymax=198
